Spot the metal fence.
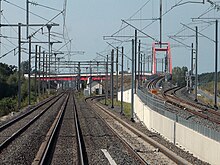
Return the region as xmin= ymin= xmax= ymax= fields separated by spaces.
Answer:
xmin=137 ymin=88 xmax=220 ymax=143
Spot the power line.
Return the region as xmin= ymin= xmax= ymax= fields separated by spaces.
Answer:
xmin=2 ymin=0 xmax=55 ymax=23
xmin=0 ymin=44 xmax=23 ymax=59
xmin=29 ymin=1 xmax=62 ymax=12
xmin=127 ymin=0 xmax=151 ymax=20
xmin=2 ymin=14 xmax=17 ymax=34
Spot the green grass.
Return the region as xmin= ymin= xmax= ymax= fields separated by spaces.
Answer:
xmin=100 ymin=98 xmax=131 ymax=117
xmin=75 ymin=91 xmax=85 ymax=100
xmin=198 ymin=95 xmax=220 ymax=107
xmin=0 ymin=91 xmax=56 ymax=117
xmin=199 ymin=81 xmax=220 ymax=95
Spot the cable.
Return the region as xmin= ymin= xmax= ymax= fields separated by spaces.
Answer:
xmin=29 ymin=10 xmax=64 ymax=38
xmin=198 ymin=6 xmax=214 ymax=18
xmin=2 ymin=0 xmax=55 ymax=23
xmin=29 ymin=1 xmax=62 ymax=12
xmin=110 ymin=0 xmax=152 ymax=37
xmin=127 ymin=0 xmax=151 ymax=20
xmin=2 ymin=35 xmax=17 ymax=47
xmin=141 ymin=0 xmax=184 ymax=33
xmin=0 ymin=43 xmax=25 ymax=59
xmin=2 ymin=14 xmax=17 ymax=34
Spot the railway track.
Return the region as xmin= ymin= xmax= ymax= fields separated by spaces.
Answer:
xmin=0 ymin=86 xmax=212 ymax=164
xmin=32 ymin=94 xmax=69 ymax=164
xmin=72 ymin=93 xmax=149 ymax=164
xmin=147 ymin=75 xmax=164 ymax=93
xmin=0 ymin=94 xmax=61 ymax=130
xmin=0 ymin=90 xmax=85 ymax=165
xmin=35 ymin=91 xmax=149 ymax=165
xmin=32 ymin=92 xmax=84 ymax=165
xmin=86 ymin=96 xmax=148 ymax=165
xmin=0 ymin=92 xmax=67 ymax=164
xmin=86 ymin=95 xmax=190 ymax=165
xmin=146 ymin=76 xmax=220 ymax=125
xmin=0 ymin=92 xmax=65 ymax=151
xmin=163 ymin=86 xmax=220 ymax=125
xmin=1 ymin=90 xmax=156 ymax=164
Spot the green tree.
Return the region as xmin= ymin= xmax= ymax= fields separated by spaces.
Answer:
xmin=0 ymin=81 xmax=8 ymax=99
xmin=0 ymin=63 xmax=17 ymax=99
xmin=0 ymin=63 xmax=16 ymax=81
xmin=199 ymin=72 xmax=220 ymax=85
xmin=21 ymin=60 xmax=30 ymax=74
xmin=172 ymin=66 xmax=188 ymax=86
xmin=6 ymin=72 xmax=18 ymax=97
xmin=0 ymin=62 xmax=39 ymax=116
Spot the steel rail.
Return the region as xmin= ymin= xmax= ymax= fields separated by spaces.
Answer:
xmin=172 ymin=87 xmax=220 ymax=117
xmin=35 ymin=94 xmax=69 ymax=165
xmin=72 ymin=93 xmax=85 ymax=165
xmin=0 ymin=93 xmax=66 ymax=152
xmin=147 ymin=77 xmax=220 ymax=124
xmin=163 ymin=87 xmax=220 ymax=124
xmin=0 ymin=93 xmax=64 ymax=131
xmin=86 ymin=95 xmax=190 ymax=165
xmin=85 ymin=96 xmax=147 ymax=165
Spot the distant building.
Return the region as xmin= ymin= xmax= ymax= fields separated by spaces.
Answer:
xmin=84 ymin=77 xmax=103 ymax=96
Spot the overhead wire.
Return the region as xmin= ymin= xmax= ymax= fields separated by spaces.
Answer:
xmin=1 ymin=14 xmax=18 ymax=34
xmin=107 ymin=0 xmax=181 ymax=50
xmin=100 ymin=1 xmax=155 ymax=60
xmin=29 ymin=10 xmax=64 ymax=38
xmin=0 ymin=1 xmax=71 ymax=76
xmin=29 ymin=1 xmax=62 ymax=12
xmin=1 ymin=42 xmax=13 ymax=50
xmin=2 ymin=35 xmax=17 ymax=47
xmin=127 ymin=0 xmax=151 ymax=20
xmin=60 ymin=0 xmax=75 ymax=65
xmin=140 ymin=0 xmax=185 ymax=33
xmin=0 ymin=43 xmax=25 ymax=59
xmin=198 ymin=6 xmax=214 ymax=18
xmin=62 ymin=0 xmax=67 ymax=35
xmin=0 ymin=5 xmax=64 ymax=60
xmin=0 ymin=12 xmax=22 ymax=59
xmin=110 ymin=0 xmax=152 ymax=37
xmin=101 ymin=1 xmax=152 ymax=62
xmin=0 ymin=1 xmax=61 ymax=54
xmin=28 ymin=1 xmax=68 ymax=55
xmin=2 ymin=0 xmax=54 ymax=23
xmin=166 ymin=1 xmax=218 ymax=49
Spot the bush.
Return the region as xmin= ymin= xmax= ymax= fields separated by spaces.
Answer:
xmin=0 ymin=97 xmax=17 ymax=116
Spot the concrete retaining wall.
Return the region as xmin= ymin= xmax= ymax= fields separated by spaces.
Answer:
xmin=118 ymin=89 xmax=220 ymax=165
xmin=117 ymin=89 xmax=131 ymax=103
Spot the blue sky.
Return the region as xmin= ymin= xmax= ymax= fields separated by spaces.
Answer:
xmin=0 ymin=0 xmax=219 ymax=74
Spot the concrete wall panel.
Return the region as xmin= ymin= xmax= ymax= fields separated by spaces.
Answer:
xmin=176 ymin=124 xmax=220 ymax=165
xmin=117 ymin=90 xmax=220 ymax=165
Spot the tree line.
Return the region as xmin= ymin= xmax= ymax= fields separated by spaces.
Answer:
xmin=172 ymin=66 xmax=220 ymax=96
xmin=0 ymin=61 xmax=36 ymax=116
